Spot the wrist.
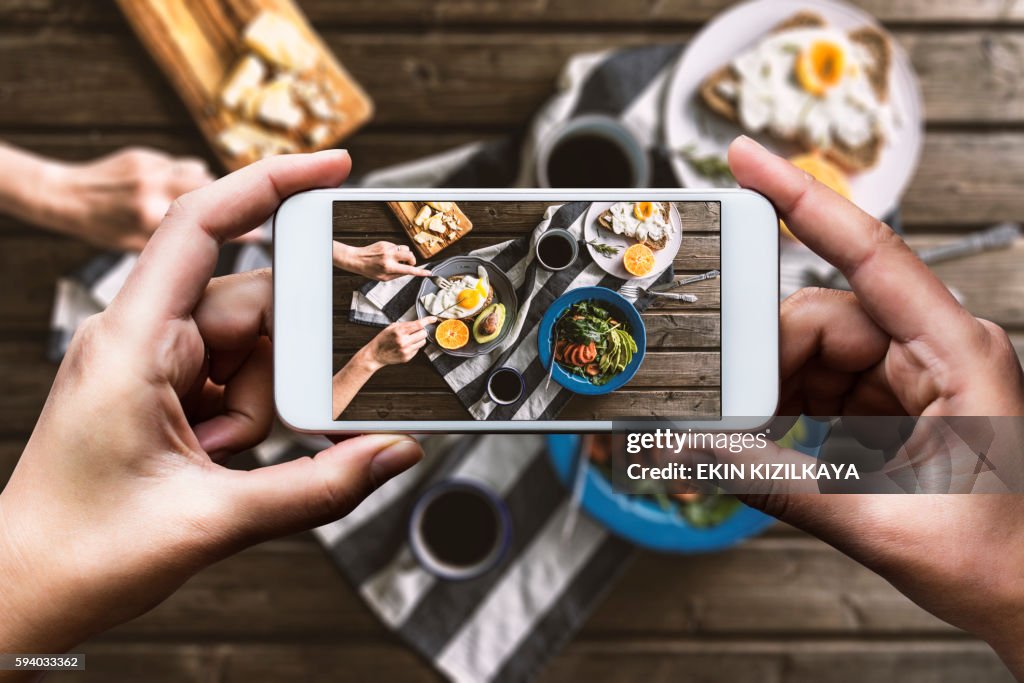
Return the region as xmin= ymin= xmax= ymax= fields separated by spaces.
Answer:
xmin=0 ymin=146 xmax=76 ymax=234
xmin=353 ymin=346 xmax=384 ymax=373
xmin=0 ymin=498 xmax=72 ymax=657
xmin=332 ymin=242 xmax=361 ymax=274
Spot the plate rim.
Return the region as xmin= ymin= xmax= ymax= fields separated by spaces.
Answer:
xmin=415 ymin=255 xmax=519 ymax=357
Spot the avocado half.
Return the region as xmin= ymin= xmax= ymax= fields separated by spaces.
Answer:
xmin=472 ymin=303 xmax=506 ymax=344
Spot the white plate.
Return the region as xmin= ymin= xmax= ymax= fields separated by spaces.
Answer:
xmin=583 ymin=201 xmax=682 ymax=280
xmin=664 ymin=0 xmax=923 ymax=219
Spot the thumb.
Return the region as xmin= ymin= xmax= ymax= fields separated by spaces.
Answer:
xmin=221 ymin=434 xmax=423 ymax=541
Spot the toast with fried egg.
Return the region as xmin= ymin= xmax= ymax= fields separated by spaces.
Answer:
xmin=597 ymin=201 xmax=672 ymax=251
xmin=699 ymin=11 xmax=893 ymax=172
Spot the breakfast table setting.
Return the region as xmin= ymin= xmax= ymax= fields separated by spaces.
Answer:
xmin=2 ymin=0 xmax=1023 ymax=681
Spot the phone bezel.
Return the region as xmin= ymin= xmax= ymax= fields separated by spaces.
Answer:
xmin=273 ymin=189 xmax=779 ymax=433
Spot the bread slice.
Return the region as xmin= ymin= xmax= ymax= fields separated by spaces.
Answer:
xmin=597 ymin=201 xmax=672 ymax=251
xmin=698 ymin=12 xmax=891 ymax=172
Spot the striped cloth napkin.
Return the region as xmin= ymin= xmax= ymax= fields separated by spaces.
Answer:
xmin=349 ymin=202 xmax=671 ymax=420
xmin=256 ymin=431 xmax=632 ymax=683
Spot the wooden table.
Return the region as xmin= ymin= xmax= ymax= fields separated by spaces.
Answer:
xmin=333 ymin=200 xmax=721 ymax=420
xmin=0 ymin=1 xmax=1021 ymax=680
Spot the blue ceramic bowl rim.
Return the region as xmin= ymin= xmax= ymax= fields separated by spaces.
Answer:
xmin=408 ymin=478 xmax=513 ymax=581
xmin=546 ymin=433 xmax=774 ymax=553
xmin=537 ymin=286 xmax=647 ymax=396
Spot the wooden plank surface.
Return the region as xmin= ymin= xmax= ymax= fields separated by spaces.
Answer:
xmin=2 ymin=131 xmax=1024 ymax=230
xmin=6 ymin=31 xmax=1024 ymax=127
xmin=4 ymin=0 xmax=1024 ymax=27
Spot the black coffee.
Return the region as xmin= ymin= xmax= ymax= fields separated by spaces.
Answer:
xmin=488 ymin=368 xmax=524 ymax=404
xmin=546 ymin=134 xmax=634 ymax=188
xmin=420 ymin=489 xmax=499 ymax=568
xmin=537 ymin=233 xmax=574 ymax=269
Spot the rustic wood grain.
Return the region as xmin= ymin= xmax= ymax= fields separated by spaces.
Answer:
xmin=4 ymin=0 xmax=1024 ymax=27
xmin=339 ymin=389 xmax=720 ymax=420
xmin=4 ymin=131 xmax=1024 ymax=229
xmin=82 ymin=535 xmax=966 ymax=641
xmin=5 ymin=31 xmax=1024 ymax=128
xmin=335 ymin=351 xmax=721 ymax=389
xmin=45 ymin=640 xmax=1011 ymax=683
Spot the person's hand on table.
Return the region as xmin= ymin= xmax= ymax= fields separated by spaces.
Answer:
xmin=363 ymin=317 xmax=437 ymax=368
xmin=0 ymin=151 xmax=424 ymax=669
xmin=0 ymin=144 xmax=215 ymax=251
xmin=331 ymin=317 xmax=436 ymax=420
xmin=721 ymin=135 xmax=1024 ymax=677
xmin=333 ymin=240 xmax=431 ymax=281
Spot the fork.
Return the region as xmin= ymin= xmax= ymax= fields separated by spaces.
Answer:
xmin=619 ymin=286 xmax=698 ymax=303
xmin=433 ymin=275 xmax=455 ymax=290
xmin=620 ymin=270 xmax=716 ymax=300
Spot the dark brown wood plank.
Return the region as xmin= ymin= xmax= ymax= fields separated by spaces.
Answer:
xmin=49 ymin=640 xmax=1009 ymax=683
xmin=5 ymin=31 xmax=1024 ymax=128
xmin=335 ymin=351 xmax=720 ymax=389
xmin=93 ymin=534 xmax=969 ymax=641
xmin=338 ymin=389 xmax=719 ymax=420
xmin=3 ymin=0 xmax=1024 ymax=27
xmin=5 ymin=130 xmax=1024 ymax=230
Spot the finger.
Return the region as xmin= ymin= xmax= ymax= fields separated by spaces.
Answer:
xmin=728 ymin=136 xmax=971 ymax=344
xmin=412 ymin=316 xmax=438 ymax=330
xmin=392 ymin=248 xmax=416 ymax=266
xmin=780 ymin=288 xmax=890 ymax=382
xmin=193 ymin=270 xmax=274 ymax=384
xmin=192 ymin=337 xmax=273 ymax=460
xmin=116 ymin=150 xmax=351 ymax=322
xmin=406 ymin=329 xmax=428 ymax=344
xmin=389 ymin=262 xmax=432 ymax=278
xmin=222 ymin=435 xmax=423 ymax=541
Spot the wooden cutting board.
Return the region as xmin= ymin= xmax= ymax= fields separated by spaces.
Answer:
xmin=116 ymin=0 xmax=373 ymax=171
xmin=387 ymin=201 xmax=473 ymax=259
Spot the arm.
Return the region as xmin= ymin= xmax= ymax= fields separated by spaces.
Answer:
xmin=333 ymin=317 xmax=435 ymax=419
xmin=0 ymin=144 xmax=67 ymax=232
xmin=0 ymin=143 xmax=212 ymax=251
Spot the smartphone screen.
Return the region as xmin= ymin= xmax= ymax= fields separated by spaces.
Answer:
xmin=332 ymin=200 xmax=721 ymax=422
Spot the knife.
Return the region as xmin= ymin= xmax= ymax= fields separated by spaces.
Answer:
xmin=650 ymin=269 xmax=720 ymax=293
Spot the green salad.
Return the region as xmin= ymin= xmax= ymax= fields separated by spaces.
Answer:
xmin=553 ymin=301 xmax=638 ymax=386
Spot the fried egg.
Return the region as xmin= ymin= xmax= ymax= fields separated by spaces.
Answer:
xmin=606 ymin=201 xmax=672 ymax=243
xmin=726 ymin=28 xmax=896 ymax=151
xmin=420 ymin=266 xmax=491 ymax=319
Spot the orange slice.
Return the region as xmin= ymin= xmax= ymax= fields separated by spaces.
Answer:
xmin=633 ymin=201 xmax=654 ymax=221
xmin=435 ymin=319 xmax=470 ymax=350
xmin=795 ymin=40 xmax=846 ymax=97
xmin=782 ymin=153 xmax=852 ymax=240
xmin=622 ymin=243 xmax=655 ymax=277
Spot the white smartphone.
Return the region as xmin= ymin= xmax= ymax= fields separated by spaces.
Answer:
xmin=274 ymin=189 xmax=778 ymax=433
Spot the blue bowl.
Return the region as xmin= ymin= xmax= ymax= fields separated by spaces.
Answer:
xmin=537 ymin=287 xmax=646 ymax=396
xmin=544 ymin=418 xmax=834 ymax=554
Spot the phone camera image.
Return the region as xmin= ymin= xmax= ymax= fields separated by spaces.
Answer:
xmin=331 ymin=199 xmax=722 ymax=423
